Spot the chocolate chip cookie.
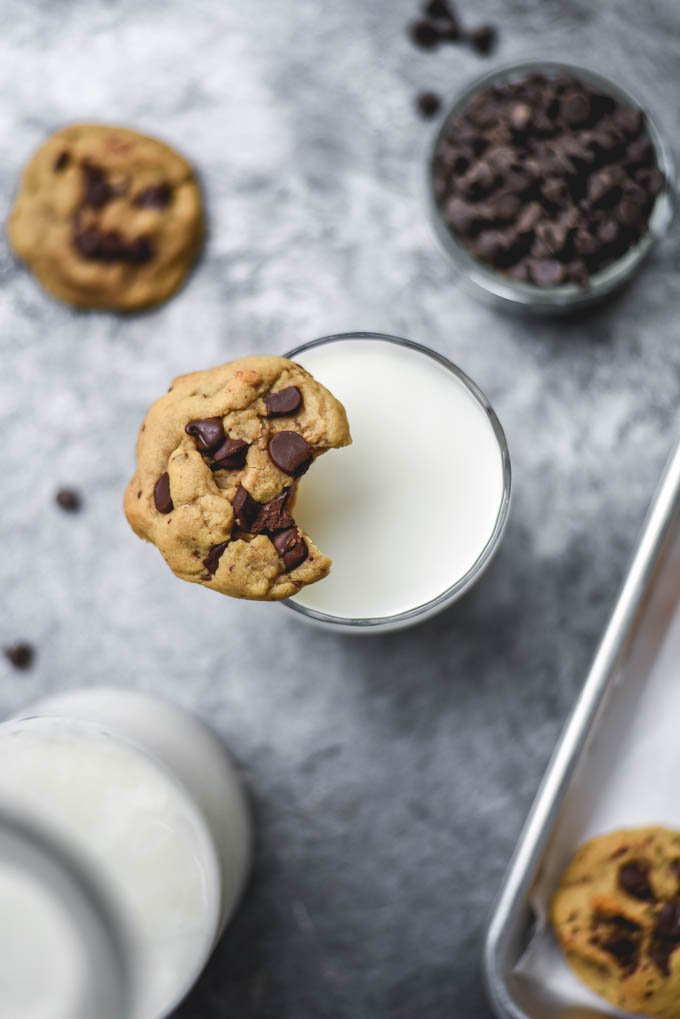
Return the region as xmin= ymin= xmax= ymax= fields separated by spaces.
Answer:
xmin=551 ymin=826 xmax=680 ymax=1017
xmin=7 ymin=124 xmax=203 ymax=310
xmin=124 ymin=355 xmax=351 ymax=600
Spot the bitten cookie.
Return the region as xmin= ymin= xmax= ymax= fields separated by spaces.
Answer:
xmin=551 ymin=826 xmax=680 ymax=1017
xmin=7 ymin=124 xmax=203 ymax=310
xmin=125 ymin=355 xmax=351 ymax=600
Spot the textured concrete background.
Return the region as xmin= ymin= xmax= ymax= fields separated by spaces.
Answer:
xmin=0 ymin=1 xmax=678 ymax=1017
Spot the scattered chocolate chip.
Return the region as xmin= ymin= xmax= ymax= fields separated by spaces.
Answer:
xmin=264 ymin=386 xmax=302 ymax=417
xmin=54 ymin=150 xmax=70 ymax=172
xmin=133 ymin=182 xmax=172 ymax=209
xmin=232 ymin=485 xmax=260 ymax=531
xmin=268 ymin=431 xmax=313 ymax=477
xmin=416 ymin=92 xmax=442 ymax=119
xmin=422 ymin=0 xmax=455 ymax=20
xmin=409 ymin=19 xmax=439 ymax=49
xmin=468 ymin=24 xmax=496 ymax=54
xmin=4 ymin=642 xmax=34 ymax=670
xmin=210 ymin=437 xmax=250 ymax=471
xmin=185 ymin=417 xmax=225 ymax=454
xmin=272 ymin=527 xmax=308 ymax=572
xmin=154 ymin=473 xmax=173 ymax=514
xmin=618 ymin=861 xmax=655 ymax=902
xmin=55 ymin=488 xmax=82 ymax=513
xmin=81 ymin=161 xmax=115 ymax=209
xmin=203 ymin=540 xmax=229 ymax=576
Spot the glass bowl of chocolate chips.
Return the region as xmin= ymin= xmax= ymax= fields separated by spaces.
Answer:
xmin=429 ymin=61 xmax=674 ymax=313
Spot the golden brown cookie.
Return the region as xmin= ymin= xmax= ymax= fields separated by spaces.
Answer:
xmin=551 ymin=826 xmax=680 ymax=1017
xmin=7 ymin=124 xmax=203 ymax=310
xmin=125 ymin=355 xmax=351 ymax=600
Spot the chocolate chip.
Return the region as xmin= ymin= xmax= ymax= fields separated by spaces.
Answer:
xmin=185 ymin=417 xmax=226 ymax=454
xmin=650 ymin=900 xmax=680 ymax=976
xmin=416 ymin=92 xmax=442 ymax=119
xmin=592 ymin=914 xmax=643 ymax=975
xmin=232 ymin=485 xmax=260 ymax=531
xmin=272 ymin=527 xmax=308 ymax=572
xmin=73 ymin=225 xmax=153 ymax=264
xmin=530 ymin=258 xmax=565 ymax=286
xmin=54 ymin=150 xmax=70 ymax=172
xmin=133 ymin=183 xmax=172 ymax=209
xmin=203 ymin=540 xmax=229 ymax=576
xmin=154 ymin=473 xmax=173 ymax=514
xmin=252 ymin=490 xmax=295 ymax=535
xmin=422 ymin=0 xmax=455 ymax=21
xmin=81 ymin=161 xmax=115 ymax=209
xmin=264 ymin=386 xmax=302 ymax=417
xmin=409 ymin=19 xmax=439 ymax=48
xmin=468 ymin=24 xmax=496 ymax=54
xmin=232 ymin=487 xmax=294 ymax=535
xmin=268 ymin=431 xmax=313 ymax=476
xmin=55 ymin=488 xmax=82 ymax=513
xmin=210 ymin=437 xmax=250 ymax=471
xmin=4 ymin=642 xmax=34 ymax=670
xmin=618 ymin=861 xmax=655 ymax=902
xmin=562 ymin=92 xmax=591 ymax=127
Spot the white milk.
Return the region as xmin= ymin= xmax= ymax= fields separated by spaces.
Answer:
xmin=289 ymin=336 xmax=508 ymax=622
xmin=0 ymin=689 xmax=252 ymax=1019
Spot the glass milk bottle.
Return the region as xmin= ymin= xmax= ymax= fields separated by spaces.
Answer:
xmin=0 ymin=687 xmax=252 ymax=1019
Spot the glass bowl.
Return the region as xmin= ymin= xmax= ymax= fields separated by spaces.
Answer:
xmin=428 ymin=60 xmax=675 ymax=314
xmin=281 ymin=332 xmax=511 ymax=635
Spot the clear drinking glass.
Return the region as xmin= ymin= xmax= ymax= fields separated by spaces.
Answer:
xmin=282 ymin=332 xmax=512 ymax=634
xmin=0 ymin=806 xmax=133 ymax=1019
xmin=428 ymin=60 xmax=675 ymax=314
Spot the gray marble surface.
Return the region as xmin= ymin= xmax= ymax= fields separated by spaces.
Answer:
xmin=1 ymin=1 xmax=679 ymax=1016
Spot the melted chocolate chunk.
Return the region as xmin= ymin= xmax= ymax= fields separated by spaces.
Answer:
xmin=4 ymin=642 xmax=34 ymax=670
xmin=618 ymin=861 xmax=655 ymax=902
xmin=272 ymin=527 xmax=308 ymax=572
xmin=232 ymin=486 xmax=294 ymax=535
xmin=153 ymin=472 xmax=173 ymax=514
xmin=592 ymin=914 xmax=643 ymax=975
xmin=55 ymin=488 xmax=82 ymax=513
xmin=73 ymin=225 xmax=153 ymax=264
xmin=54 ymin=150 xmax=70 ymax=172
xmin=133 ymin=183 xmax=172 ymax=209
xmin=81 ymin=161 xmax=116 ymax=209
xmin=185 ymin=417 xmax=225 ymax=454
xmin=650 ymin=901 xmax=680 ymax=976
xmin=210 ymin=438 xmax=250 ymax=471
xmin=232 ymin=485 xmax=260 ymax=532
xmin=203 ymin=540 xmax=229 ymax=576
xmin=263 ymin=386 xmax=302 ymax=417
xmin=267 ymin=431 xmax=313 ymax=476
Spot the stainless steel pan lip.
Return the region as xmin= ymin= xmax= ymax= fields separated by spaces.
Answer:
xmin=484 ymin=438 xmax=680 ymax=1019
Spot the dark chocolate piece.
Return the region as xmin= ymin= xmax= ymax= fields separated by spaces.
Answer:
xmin=55 ymin=488 xmax=82 ymax=513
xmin=267 ymin=431 xmax=313 ymax=476
xmin=203 ymin=540 xmax=229 ymax=576
xmin=263 ymin=386 xmax=302 ymax=417
xmin=4 ymin=642 xmax=34 ymax=670
xmin=133 ymin=183 xmax=172 ymax=209
xmin=153 ymin=472 xmax=173 ymax=514
xmin=618 ymin=861 xmax=655 ymax=902
xmin=272 ymin=527 xmax=308 ymax=572
xmin=210 ymin=438 xmax=250 ymax=471
xmin=185 ymin=417 xmax=226 ymax=454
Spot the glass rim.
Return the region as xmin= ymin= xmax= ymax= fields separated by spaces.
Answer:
xmin=0 ymin=804 xmax=133 ymax=1019
xmin=427 ymin=59 xmax=676 ymax=310
xmin=282 ymin=331 xmax=512 ymax=632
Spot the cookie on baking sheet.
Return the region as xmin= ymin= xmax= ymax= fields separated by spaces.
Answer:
xmin=7 ymin=124 xmax=203 ymax=310
xmin=125 ymin=355 xmax=351 ymax=600
xmin=551 ymin=826 xmax=680 ymax=1017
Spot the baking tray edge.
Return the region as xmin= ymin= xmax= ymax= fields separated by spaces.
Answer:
xmin=484 ymin=438 xmax=680 ymax=1019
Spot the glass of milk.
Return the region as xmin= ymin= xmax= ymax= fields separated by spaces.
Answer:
xmin=0 ymin=687 xmax=252 ymax=1019
xmin=284 ymin=333 xmax=511 ymax=633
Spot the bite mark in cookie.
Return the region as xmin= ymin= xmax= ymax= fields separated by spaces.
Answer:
xmin=124 ymin=355 xmax=351 ymax=600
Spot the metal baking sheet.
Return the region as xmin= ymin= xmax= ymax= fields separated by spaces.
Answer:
xmin=485 ymin=438 xmax=680 ymax=1019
